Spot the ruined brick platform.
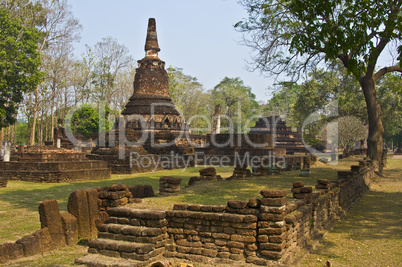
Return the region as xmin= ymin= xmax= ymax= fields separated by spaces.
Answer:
xmin=75 ymin=162 xmax=374 ymax=266
xmin=0 ymin=148 xmax=110 ymax=183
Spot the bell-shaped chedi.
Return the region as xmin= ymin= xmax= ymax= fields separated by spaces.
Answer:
xmin=122 ymin=18 xmax=186 ymax=133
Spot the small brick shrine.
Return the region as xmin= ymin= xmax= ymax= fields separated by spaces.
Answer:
xmin=249 ymin=116 xmax=306 ymax=154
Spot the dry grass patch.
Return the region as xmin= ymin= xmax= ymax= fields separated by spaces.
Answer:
xmin=297 ymin=157 xmax=402 ymax=267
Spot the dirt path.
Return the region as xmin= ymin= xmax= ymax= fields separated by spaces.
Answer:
xmin=298 ymin=158 xmax=402 ymax=267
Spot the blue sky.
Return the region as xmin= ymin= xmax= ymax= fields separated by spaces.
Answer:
xmin=69 ymin=0 xmax=273 ymax=102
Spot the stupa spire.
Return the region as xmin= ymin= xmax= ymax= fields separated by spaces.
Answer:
xmin=145 ymin=18 xmax=160 ymax=57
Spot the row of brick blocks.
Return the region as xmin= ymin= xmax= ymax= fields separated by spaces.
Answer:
xmin=0 ymin=183 xmax=154 ymax=264
xmin=77 ymin=189 xmax=293 ymax=266
xmin=77 ymin=164 xmax=374 ymax=266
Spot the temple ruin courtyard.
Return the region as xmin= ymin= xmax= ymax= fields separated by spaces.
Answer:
xmin=0 ymin=156 xmax=400 ymax=266
xmin=1 ymin=8 xmax=401 ymax=266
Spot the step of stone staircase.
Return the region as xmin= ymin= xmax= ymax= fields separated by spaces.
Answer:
xmin=99 ymin=224 xmax=165 ymax=237
xmin=97 ymin=223 xmax=169 ymax=245
xmin=88 ymin=238 xmax=165 ymax=261
xmin=89 ymin=238 xmax=155 ymax=254
xmin=75 ymin=253 xmax=154 ymax=267
xmin=77 ymin=208 xmax=170 ymax=266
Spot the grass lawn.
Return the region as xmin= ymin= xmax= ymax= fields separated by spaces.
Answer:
xmin=298 ymin=156 xmax=402 ymax=267
xmin=1 ymin=156 xmax=400 ymax=266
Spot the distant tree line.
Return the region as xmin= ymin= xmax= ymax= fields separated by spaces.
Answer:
xmin=1 ymin=0 xmax=401 ymax=162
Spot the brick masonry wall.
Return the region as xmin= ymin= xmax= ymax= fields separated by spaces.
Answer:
xmin=283 ymin=164 xmax=374 ymax=263
xmin=0 ymin=162 xmax=374 ymax=265
xmin=0 ymin=161 xmax=111 ymax=183
xmin=162 ymin=164 xmax=374 ymax=265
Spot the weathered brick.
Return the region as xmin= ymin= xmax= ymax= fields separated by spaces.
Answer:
xmin=260 ymin=205 xmax=286 ymax=214
xmin=212 ymin=233 xmax=230 ymax=240
xmin=215 ymin=239 xmax=227 ymax=246
xmin=187 ymin=204 xmax=201 ymax=211
xmin=300 ymin=187 xmax=313 ymax=193
xmin=257 ymin=235 xmax=269 ymax=242
xmin=229 ymin=247 xmax=243 ymax=254
xmin=220 ymin=214 xmax=244 ymax=223
xmin=260 ymin=197 xmax=287 ymax=206
xmin=259 ymin=250 xmax=284 ymax=259
xmin=235 ymin=229 xmax=256 ymax=236
xmin=223 ymin=227 xmax=236 ymax=234
xmin=259 ymin=213 xmax=285 ymax=221
xmin=227 ymin=200 xmax=248 ymax=209
xmin=16 ymin=235 xmax=40 ymax=257
xmin=60 ymin=212 xmax=78 ymax=246
xmin=0 ymin=242 xmax=23 ymax=263
xmin=176 ymin=239 xmax=202 ymax=247
xmin=217 ymin=252 xmax=230 ymax=259
xmin=204 ymin=213 xmax=220 ymax=221
xmin=38 ymin=199 xmax=66 ymax=247
xmin=227 ymin=241 xmax=245 ymax=249
xmin=231 ymin=234 xmax=256 ymax=243
xmin=269 ymin=233 xmax=287 ymax=243
xmin=33 ymin=227 xmax=54 ymax=253
xmin=247 ymin=244 xmax=258 ymax=251
xmin=260 ymin=189 xmax=287 ymax=198
xmin=202 ymin=248 xmax=218 ymax=257
xmin=260 ymin=242 xmax=285 ymax=251
xmin=68 ymin=190 xmax=91 ymax=240
xmin=293 ymin=181 xmax=304 ymax=188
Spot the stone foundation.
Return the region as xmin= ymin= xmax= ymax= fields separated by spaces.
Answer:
xmin=0 ymin=148 xmax=111 ymax=183
xmin=76 ymin=162 xmax=374 ymax=266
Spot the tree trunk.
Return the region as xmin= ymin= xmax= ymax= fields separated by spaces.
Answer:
xmin=29 ymin=86 xmax=40 ymax=146
xmin=0 ymin=128 xmax=3 ymax=152
xmin=29 ymin=106 xmax=38 ymax=146
xmin=360 ymin=75 xmax=384 ymax=171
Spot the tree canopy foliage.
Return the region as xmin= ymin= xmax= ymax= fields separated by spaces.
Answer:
xmin=236 ymin=0 xmax=402 ymax=167
xmin=70 ymin=104 xmax=111 ymax=139
xmin=167 ymin=66 xmax=213 ymax=133
xmin=211 ymin=77 xmax=259 ymax=133
xmin=265 ymin=66 xmax=402 ymax=148
xmin=0 ymin=8 xmax=43 ymax=129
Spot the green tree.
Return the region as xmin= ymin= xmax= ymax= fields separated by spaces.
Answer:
xmin=321 ymin=116 xmax=368 ymax=155
xmin=236 ymin=0 xmax=402 ymax=170
xmin=70 ymin=104 xmax=111 ymax=139
xmin=264 ymin=81 xmax=300 ymax=127
xmin=0 ymin=8 xmax=43 ymax=129
xmin=167 ymin=66 xmax=213 ymax=133
xmin=211 ymin=77 xmax=259 ymax=133
xmin=377 ymin=73 xmax=402 ymax=148
xmin=88 ymin=37 xmax=133 ymax=105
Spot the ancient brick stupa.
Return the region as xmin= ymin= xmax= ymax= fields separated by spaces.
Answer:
xmin=88 ymin=18 xmax=193 ymax=173
xmin=121 ymin=18 xmax=187 ymax=133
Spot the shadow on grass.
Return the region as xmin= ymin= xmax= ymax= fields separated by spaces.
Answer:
xmin=1 ymin=166 xmax=334 ymax=215
xmin=0 ymin=168 xmax=204 ymax=213
xmin=331 ymin=190 xmax=402 ymax=240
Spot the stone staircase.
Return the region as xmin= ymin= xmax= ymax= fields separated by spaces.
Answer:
xmin=75 ymin=207 xmax=170 ymax=267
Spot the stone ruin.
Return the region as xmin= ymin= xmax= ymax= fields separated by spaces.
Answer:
xmin=0 ymin=183 xmax=155 ymax=265
xmin=0 ymin=159 xmax=375 ymax=266
xmin=82 ymin=19 xmax=312 ymax=175
xmin=159 ymin=176 xmax=182 ymax=195
xmin=0 ymin=145 xmax=110 ymax=182
xmin=87 ymin=18 xmax=194 ymax=174
xmin=73 ymin=162 xmax=375 ymax=266
xmin=249 ymin=116 xmax=306 ymax=154
xmin=187 ymin=167 xmax=223 ymax=186
xmin=51 ymin=118 xmax=89 ymax=149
